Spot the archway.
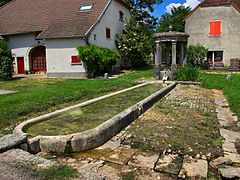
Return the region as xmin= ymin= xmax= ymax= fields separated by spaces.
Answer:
xmin=29 ymin=46 xmax=46 ymax=73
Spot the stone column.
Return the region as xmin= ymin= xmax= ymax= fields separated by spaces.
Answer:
xmin=183 ymin=42 xmax=188 ymax=67
xmin=155 ymin=42 xmax=162 ymax=80
xmin=180 ymin=43 xmax=184 ymax=66
xmin=171 ymin=41 xmax=177 ymax=72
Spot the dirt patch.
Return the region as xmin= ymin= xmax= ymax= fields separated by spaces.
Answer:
xmin=122 ymin=85 xmax=222 ymax=158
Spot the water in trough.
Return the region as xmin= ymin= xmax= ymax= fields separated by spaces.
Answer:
xmin=25 ymin=83 xmax=164 ymax=137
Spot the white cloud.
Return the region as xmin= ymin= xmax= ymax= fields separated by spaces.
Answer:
xmin=166 ymin=0 xmax=201 ymax=13
xmin=183 ymin=0 xmax=201 ymax=9
xmin=166 ymin=3 xmax=182 ymax=13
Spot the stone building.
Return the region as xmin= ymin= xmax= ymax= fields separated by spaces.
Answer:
xmin=0 ymin=0 xmax=130 ymax=78
xmin=184 ymin=0 xmax=240 ymax=69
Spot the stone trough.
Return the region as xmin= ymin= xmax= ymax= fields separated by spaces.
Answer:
xmin=13 ymin=82 xmax=177 ymax=154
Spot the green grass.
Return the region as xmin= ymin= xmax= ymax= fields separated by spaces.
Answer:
xmin=0 ymin=69 xmax=154 ymax=132
xmin=122 ymin=171 xmax=136 ymax=180
xmin=36 ymin=165 xmax=78 ymax=180
xmin=200 ymin=73 xmax=240 ymax=119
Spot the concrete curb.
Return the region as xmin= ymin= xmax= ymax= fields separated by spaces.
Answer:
xmin=176 ymin=81 xmax=201 ymax=85
xmin=14 ymin=82 xmax=177 ymax=153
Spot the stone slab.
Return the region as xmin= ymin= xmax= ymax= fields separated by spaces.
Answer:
xmin=96 ymin=139 xmax=121 ymax=151
xmin=220 ymin=129 xmax=240 ymax=143
xmin=0 ymin=134 xmax=27 ymax=153
xmin=219 ymin=167 xmax=240 ymax=178
xmin=102 ymin=147 xmax=137 ymax=165
xmin=215 ymin=99 xmax=229 ymax=107
xmin=180 ymin=158 xmax=208 ymax=178
xmin=0 ymin=90 xmax=17 ymax=95
xmin=210 ymin=157 xmax=232 ymax=169
xmin=128 ymin=151 xmax=159 ymax=169
xmin=155 ymin=154 xmax=182 ymax=175
xmin=222 ymin=141 xmax=238 ymax=153
xmin=0 ymin=149 xmax=56 ymax=168
xmin=224 ymin=152 xmax=240 ymax=164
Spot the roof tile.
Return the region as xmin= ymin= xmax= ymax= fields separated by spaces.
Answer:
xmin=0 ymin=0 xmax=114 ymax=38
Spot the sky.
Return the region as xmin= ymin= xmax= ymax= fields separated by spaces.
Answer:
xmin=151 ymin=0 xmax=203 ymax=18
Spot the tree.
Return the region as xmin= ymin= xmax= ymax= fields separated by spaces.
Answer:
xmin=0 ymin=40 xmax=13 ymax=80
xmin=116 ymin=0 xmax=163 ymax=68
xmin=158 ymin=6 xmax=191 ymax=32
xmin=126 ymin=0 xmax=163 ymax=30
xmin=0 ymin=0 xmax=12 ymax=7
xmin=116 ymin=18 xmax=154 ymax=68
xmin=77 ymin=44 xmax=120 ymax=77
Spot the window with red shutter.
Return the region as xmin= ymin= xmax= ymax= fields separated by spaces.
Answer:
xmin=106 ymin=28 xmax=111 ymax=39
xmin=71 ymin=56 xmax=82 ymax=64
xmin=210 ymin=21 xmax=221 ymax=36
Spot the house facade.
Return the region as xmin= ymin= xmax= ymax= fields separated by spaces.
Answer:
xmin=184 ymin=0 xmax=240 ymax=67
xmin=0 ymin=0 xmax=130 ymax=78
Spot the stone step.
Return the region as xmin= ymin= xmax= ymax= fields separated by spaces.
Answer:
xmin=0 ymin=134 xmax=27 ymax=153
xmin=219 ymin=167 xmax=240 ymax=179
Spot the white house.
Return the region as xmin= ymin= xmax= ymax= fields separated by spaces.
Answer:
xmin=0 ymin=0 xmax=130 ymax=78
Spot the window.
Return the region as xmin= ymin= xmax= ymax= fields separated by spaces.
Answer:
xmin=94 ymin=34 xmax=97 ymax=41
xmin=106 ymin=28 xmax=111 ymax=39
xmin=119 ymin=11 xmax=124 ymax=22
xmin=207 ymin=51 xmax=223 ymax=63
xmin=210 ymin=21 xmax=221 ymax=36
xmin=79 ymin=4 xmax=93 ymax=11
xmin=71 ymin=56 xmax=82 ymax=64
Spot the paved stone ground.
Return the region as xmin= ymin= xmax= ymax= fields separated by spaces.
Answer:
xmin=50 ymin=85 xmax=239 ymax=179
xmin=13 ymin=74 xmax=47 ymax=80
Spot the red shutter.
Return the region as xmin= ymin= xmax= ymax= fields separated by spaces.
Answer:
xmin=71 ymin=56 xmax=81 ymax=63
xmin=210 ymin=21 xmax=221 ymax=35
xmin=106 ymin=28 xmax=111 ymax=39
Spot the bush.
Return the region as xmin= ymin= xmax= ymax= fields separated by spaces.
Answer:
xmin=0 ymin=40 xmax=13 ymax=80
xmin=187 ymin=44 xmax=209 ymax=69
xmin=176 ymin=66 xmax=201 ymax=81
xmin=77 ymin=44 xmax=120 ymax=77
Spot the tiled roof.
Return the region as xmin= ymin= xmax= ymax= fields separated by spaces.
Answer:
xmin=199 ymin=0 xmax=232 ymax=6
xmin=0 ymin=0 xmax=129 ymax=38
xmin=184 ymin=0 xmax=240 ymax=21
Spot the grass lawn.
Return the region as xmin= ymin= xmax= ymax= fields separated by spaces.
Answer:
xmin=200 ymin=73 xmax=240 ymax=119
xmin=0 ymin=69 xmax=154 ymax=133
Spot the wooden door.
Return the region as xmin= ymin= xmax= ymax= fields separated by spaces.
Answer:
xmin=17 ymin=57 xmax=25 ymax=74
xmin=32 ymin=54 xmax=46 ymax=71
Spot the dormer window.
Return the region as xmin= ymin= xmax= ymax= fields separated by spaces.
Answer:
xmin=79 ymin=4 xmax=93 ymax=11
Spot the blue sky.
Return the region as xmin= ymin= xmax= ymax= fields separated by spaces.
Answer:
xmin=151 ymin=0 xmax=202 ymax=18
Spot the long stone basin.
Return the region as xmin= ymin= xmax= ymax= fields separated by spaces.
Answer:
xmin=14 ymin=81 xmax=177 ymax=154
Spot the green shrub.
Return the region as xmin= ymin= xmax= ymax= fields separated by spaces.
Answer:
xmin=187 ymin=44 xmax=209 ymax=69
xmin=176 ymin=66 xmax=201 ymax=81
xmin=77 ymin=44 xmax=120 ymax=77
xmin=0 ymin=40 xmax=13 ymax=80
